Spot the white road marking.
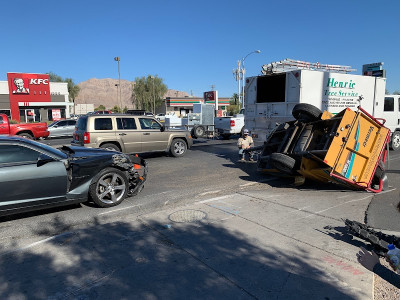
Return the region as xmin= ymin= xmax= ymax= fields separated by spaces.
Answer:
xmin=0 ymin=232 xmax=74 ymax=257
xmin=376 ymin=188 xmax=396 ymax=194
xmin=196 ymin=195 xmax=234 ymax=204
xmin=198 ymin=190 xmax=222 ymax=196
xmin=98 ymin=204 xmax=141 ymax=215
xmin=294 ymin=195 xmax=373 ymax=221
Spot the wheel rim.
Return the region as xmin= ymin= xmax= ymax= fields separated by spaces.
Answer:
xmin=174 ymin=141 xmax=185 ymax=155
xmin=195 ymin=128 xmax=204 ymax=136
xmin=393 ymin=134 xmax=400 ymax=148
xmin=95 ymin=172 xmax=126 ymax=204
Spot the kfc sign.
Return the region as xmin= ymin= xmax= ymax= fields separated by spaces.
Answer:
xmin=7 ymin=73 xmax=51 ymax=101
xmin=30 ymin=78 xmax=49 ymax=85
xmin=7 ymin=73 xmax=51 ymax=122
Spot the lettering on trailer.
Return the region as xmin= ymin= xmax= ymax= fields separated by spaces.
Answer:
xmin=30 ymin=79 xmax=49 ymax=85
xmin=327 ymin=78 xmax=356 ymax=89
xmin=363 ymin=126 xmax=374 ymax=147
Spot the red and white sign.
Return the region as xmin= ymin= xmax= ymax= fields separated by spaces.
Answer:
xmin=52 ymin=109 xmax=61 ymax=121
xmin=7 ymin=73 xmax=51 ymax=122
xmin=204 ymin=91 xmax=216 ymax=101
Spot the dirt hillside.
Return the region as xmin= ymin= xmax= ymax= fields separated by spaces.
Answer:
xmin=74 ymin=78 xmax=189 ymax=109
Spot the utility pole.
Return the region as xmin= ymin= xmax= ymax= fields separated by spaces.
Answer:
xmin=149 ymin=76 xmax=155 ymax=114
xmin=114 ymin=57 xmax=122 ymax=112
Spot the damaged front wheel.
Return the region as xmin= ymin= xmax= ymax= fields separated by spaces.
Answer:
xmin=90 ymin=167 xmax=128 ymax=208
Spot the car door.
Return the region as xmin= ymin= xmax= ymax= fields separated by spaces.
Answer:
xmin=50 ymin=120 xmax=67 ymax=137
xmin=0 ymin=143 xmax=68 ymax=209
xmin=138 ymin=118 xmax=169 ymax=152
xmin=116 ymin=117 xmax=142 ymax=153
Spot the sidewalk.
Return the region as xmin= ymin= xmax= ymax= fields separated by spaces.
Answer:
xmin=0 ymin=189 xmax=373 ymax=299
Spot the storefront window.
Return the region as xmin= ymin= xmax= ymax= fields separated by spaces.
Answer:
xmin=0 ymin=110 xmax=11 ymax=118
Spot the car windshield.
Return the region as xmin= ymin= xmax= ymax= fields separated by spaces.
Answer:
xmin=23 ymin=139 xmax=68 ymax=159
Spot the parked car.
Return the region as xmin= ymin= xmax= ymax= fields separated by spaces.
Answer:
xmin=0 ymin=113 xmax=49 ymax=139
xmin=71 ymin=114 xmax=193 ymax=157
xmin=94 ymin=110 xmax=112 ymax=114
xmin=257 ymin=103 xmax=390 ymax=192
xmin=48 ymin=119 xmax=77 ymax=138
xmin=0 ymin=136 xmax=147 ymax=216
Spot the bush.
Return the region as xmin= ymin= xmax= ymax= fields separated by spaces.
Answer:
xmin=9 ymin=119 xmax=19 ymax=124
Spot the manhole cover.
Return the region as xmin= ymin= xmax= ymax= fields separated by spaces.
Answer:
xmin=168 ymin=210 xmax=207 ymax=223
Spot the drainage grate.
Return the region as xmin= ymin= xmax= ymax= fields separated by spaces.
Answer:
xmin=168 ymin=210 xmax=207 ymax=223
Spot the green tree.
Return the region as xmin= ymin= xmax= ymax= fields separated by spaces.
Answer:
xmin=47 ymin=72 xmax=80 ymax=110
xmin=226 ymin=93 xmax=240 ymax=116
xmin=95 ymin=105 xmax=106 ymax=111
xmin=393 ymin=90 xmax=400 ymax=95
xmin=111 ymin=105 xmax=121 ymax=113
xmin=132 ymin=75 xmax=167 ymax=112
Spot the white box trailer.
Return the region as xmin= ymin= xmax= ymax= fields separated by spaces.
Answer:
xmin=244 ymin=68 xmax=400 ymax=149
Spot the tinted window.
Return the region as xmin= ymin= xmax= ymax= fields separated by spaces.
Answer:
xmin=117 ymin=118 xmax=137 ymax=130
xmin=76 ymin=117 xmax=88 ymax=131
xmin=94 ymin=118 xmax=113 ymax=130
xmin=139 ymin=118 xmax=161 ymax=130
xmin=67 ymin=120 xmax=76 ymax=126
xmin=57 ymin=121 xmax=68 ymax=126
xmin=384 ymin=97 xmax=394 ymax=112
xmin=257 ymin=74 xmax=286 ymax=103
xmin=0 ymin=110 xmax=11 ymax=118
xmin=0 ymin=144 xmax=41 ymax=164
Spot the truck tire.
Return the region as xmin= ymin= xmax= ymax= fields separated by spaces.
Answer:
xmin=222 ymin=134 xmax=231 ymax=140
xmin=190 ymin=128 xmax=198 ymax=139
xmin=390 ymin=131 xmax=400 ymax=151
xmin=193 ymin=125 xmax=205 ymax=138
xmin=18 ymin=132 xmax=33 ymax=139
xmin=270 ymin=153 xmax=297 ymax=175
xmin=170 ymin=138 xmax=187 ymax=157
xmin=292 ymin=103 xmax=322 ymax=122
xmin=100 ymin=143 xmax=120 ymax=152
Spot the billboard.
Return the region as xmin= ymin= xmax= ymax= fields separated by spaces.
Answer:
xmin=7 ymin=73 xmax=51 ymax=121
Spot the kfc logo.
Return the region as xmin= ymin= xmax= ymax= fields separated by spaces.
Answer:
xmin=30 ymin=78 xmax=49 ymax=85
xmin=12 ymin=78 xmax=30 ymax=94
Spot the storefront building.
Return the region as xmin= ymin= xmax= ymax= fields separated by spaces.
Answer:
xmin=0 ymin=73 xmax=71 ymax=122
xmin=159 ymin=97 xmax=231 ymax=117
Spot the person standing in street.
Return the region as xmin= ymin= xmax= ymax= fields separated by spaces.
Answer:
xmin=238 ymin=129 xmax=254 ymax=161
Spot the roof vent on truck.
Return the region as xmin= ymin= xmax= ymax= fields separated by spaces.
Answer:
xmin=261 ymin=58 xmax=357 ymax=75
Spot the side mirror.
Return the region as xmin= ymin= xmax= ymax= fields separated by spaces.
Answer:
xmin=37 ymin=153 xmax=56 ymax=167
xmin=160 ymin=125 xmax=165 ymax=132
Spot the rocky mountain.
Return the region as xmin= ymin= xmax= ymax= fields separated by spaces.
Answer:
xmin=74 ymin=78 xmax=189 ymax=109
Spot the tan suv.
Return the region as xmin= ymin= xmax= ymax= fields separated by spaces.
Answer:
xmin=71 ymin=114 xmax=193 ymax=157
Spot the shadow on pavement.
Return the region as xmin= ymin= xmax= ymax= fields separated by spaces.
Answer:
xmin=0 ymin=217 xmax=359 ymax=299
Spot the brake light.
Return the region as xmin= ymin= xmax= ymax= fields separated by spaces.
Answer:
xmin=230 ymin=120 xmax=235 ymax=127
xmin=84 ymin=132 xmax=90 ymax=144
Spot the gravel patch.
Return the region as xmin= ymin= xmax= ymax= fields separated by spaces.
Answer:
xmin=374 ymin=259 xmax=400 ymax=299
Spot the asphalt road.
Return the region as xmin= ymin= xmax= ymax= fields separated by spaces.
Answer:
xmin=0 ymin=136 xmax=399 ymax=254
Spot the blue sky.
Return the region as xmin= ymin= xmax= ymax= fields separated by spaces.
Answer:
xmin=1 ymin=0 xmax=399 ymax=97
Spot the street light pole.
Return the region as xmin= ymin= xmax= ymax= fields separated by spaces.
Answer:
xmin=241 ymin=50 xmax=261 ymax=109
xmin=114 ymin=57 xmax=122 ymax=112
xmin=149 ymin=76 xmax=155 ymax=114
xmin=233 ymin=60 xmax=242 ymax=108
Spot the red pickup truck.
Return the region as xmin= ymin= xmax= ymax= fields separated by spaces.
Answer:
xmin=0 ymin=113 xmax=49 ymax=139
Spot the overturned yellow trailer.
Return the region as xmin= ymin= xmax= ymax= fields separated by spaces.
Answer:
xmin=257 ymin=104 xmax=390 ymax=192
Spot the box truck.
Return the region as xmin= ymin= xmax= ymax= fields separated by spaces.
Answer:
xmin=244 ymin=59 xmax=400 ymax=150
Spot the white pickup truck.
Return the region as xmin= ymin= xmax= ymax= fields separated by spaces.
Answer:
xmin=214 ymin=109 xmax=245 ymax=139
